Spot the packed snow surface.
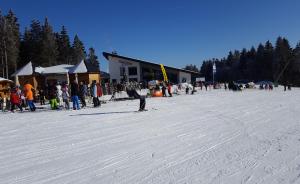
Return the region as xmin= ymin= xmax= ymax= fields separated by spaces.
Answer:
xmin=1 ymin=88 xmax=300 ymax=184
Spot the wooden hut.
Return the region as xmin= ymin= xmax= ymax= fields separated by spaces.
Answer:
xmin=0 ymin=77 xmax=13 ymax=99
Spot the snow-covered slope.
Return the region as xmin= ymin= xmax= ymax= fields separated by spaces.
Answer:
xmin=1 ymin=88 xmax=300 ymax=184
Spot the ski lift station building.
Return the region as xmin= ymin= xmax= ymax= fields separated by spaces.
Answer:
xmin=103 ymin=52 xmax=201 ymax=84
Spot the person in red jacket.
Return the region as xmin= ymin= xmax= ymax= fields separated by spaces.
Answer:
xmin=10 ymin=88 xmax=23 ymax=113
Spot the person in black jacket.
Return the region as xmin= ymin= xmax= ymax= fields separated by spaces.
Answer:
xmin=71 ymin=80 xmax=80 ymax=110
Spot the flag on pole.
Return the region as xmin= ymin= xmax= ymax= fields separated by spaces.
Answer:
xmin=160 ymin=64 xmax=168 ymax=82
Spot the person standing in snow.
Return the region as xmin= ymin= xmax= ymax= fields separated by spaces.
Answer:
xmin=167 ymin=82 xmax=172 ymax=97
xmin=162 ymin=83 xmax=167 ymax=97
xmin=71 ymin=80 xmax=80 ymax=110
xmin=49 ymin=84 xmax=59 ymax=110
xmin=23 ymin=82 xmax=36 ymax=111
xmin=38 ymin=88 xmax=46 ymax=105
xmin=79 ymin=81 xmax=87 ymax=108
xmin=91 ymin=80 xmax=99 ymax=107
xmin=10 ymin=87 xmax=23 ymax=113
xmin=96 ymin=82 xmax=102 ymax=106
xmin=62 ymin=83 xmax=70 ymax=110
xmin=56 ymin=82 xmax=63 ymax=107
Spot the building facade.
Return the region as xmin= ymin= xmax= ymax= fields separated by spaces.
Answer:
xmin=103 ymin=52 xmax=201 ymax=84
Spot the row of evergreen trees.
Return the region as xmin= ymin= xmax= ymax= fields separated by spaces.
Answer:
xmin=0 ymin=10 xmax=99 ymax=79
xmin=199 ymin=37 xmax=300 ymax=86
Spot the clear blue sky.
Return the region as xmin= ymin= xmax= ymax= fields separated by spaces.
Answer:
xmin=1 ymin=0 xmax=300 ymax=71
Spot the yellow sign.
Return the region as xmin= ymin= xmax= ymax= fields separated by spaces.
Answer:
xmin=160 ymin=64 xmax=168 ymax=82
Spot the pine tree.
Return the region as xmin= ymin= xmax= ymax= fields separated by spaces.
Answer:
xmin=255 ymin=44 xmax=265 ymax=81
xmin=274 ymin=37 xmax=293 ymax=84
xmin=239 ymin=48 xmax=248 ymax=79
xmin=40 ymin=18 xmax=58 ymax=66
xmin=292 ymin=43 xmax=300 ymax=86
xmin=4 ymin=9 xmax=20 ymax=74
xmin=57 ymin=26 xmax=71 ymax=64
xmin=86 ymin=47 xmax=99 ymax=68
xmin=26 ymin=20 xmax=43 ymax=66
xmin=263 ymin=41 xmax=274 ymax=80
xmin=71 ymin=35 xmax=86 ymax=64
xmin=0 ymin=11 xmax=5 ymax=77
xmin=183 ymin=64 xmax=199 ymax=72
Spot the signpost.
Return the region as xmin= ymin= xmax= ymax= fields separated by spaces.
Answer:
xmin=212 ymin=62 xmax=216 ymax=84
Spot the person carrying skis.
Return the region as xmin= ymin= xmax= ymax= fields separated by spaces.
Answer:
xmin=10 ymin=87 xmax=23 ymax=113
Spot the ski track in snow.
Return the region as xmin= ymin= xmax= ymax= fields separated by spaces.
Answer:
xmin=1 ymin=87 xmax=300 ymax=184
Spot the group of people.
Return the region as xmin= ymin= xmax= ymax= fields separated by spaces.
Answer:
xmin=8 ymin=82 xmax=36 ymax=113
xmin=0 ymin=79 xmax=104 ymax=113
xmin=42 ymin=80 xmax=103 ymax=110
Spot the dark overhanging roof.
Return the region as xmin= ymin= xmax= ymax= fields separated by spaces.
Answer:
xmin=103 ymin=52 xmax=201 ymax=75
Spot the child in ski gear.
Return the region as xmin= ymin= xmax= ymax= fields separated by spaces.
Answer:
xmin=49 ymin=84 xmax=59 ymax=110
xmin=10 ymin=88 xmax=23 ymax=112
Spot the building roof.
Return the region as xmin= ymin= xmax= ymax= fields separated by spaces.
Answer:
xmin=69 ymin=60 xmax=87 ymax=74
xmin=11 ymin=62 xmax=33 ymax=76
xmin=103 ymin=52 xmax=201 ymax=75
xmin=11 ymin=61 xmax=100 ymax=76
xmin=0 ymin=77 xmax=13 ymax=83
xmin=35 ymin=64 xmax=74 ymax=74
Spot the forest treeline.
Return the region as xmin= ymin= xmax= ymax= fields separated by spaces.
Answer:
xmin=185 ymin=37 xmax=300 ymax=86
xmin=0 ymin=10 xmax=99 ymax=79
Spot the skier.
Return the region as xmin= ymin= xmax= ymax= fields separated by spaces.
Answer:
xmin=23 ymin=82 xmax=36 ymax=111
xmin=71 ymin=80 xmax=80 ymax=110
xmin=133 ymin=90 xmax=146 ymax=111
xmin=185 ymin=85 xmax=189 ymax=94
xmin=10 ymin=87 xmax=23 ymax=113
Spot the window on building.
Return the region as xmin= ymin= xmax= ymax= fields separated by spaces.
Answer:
xmin=120 ymin=67 xmax=125 ymax=76
xmin=128 ymin=67 xmax=137 ymax=76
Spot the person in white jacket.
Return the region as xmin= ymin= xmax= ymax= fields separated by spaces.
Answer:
xmin=61 ymin=83 xmax=70 ymax=110
xmin=56 ymin=82 xmax=63 ymax=107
